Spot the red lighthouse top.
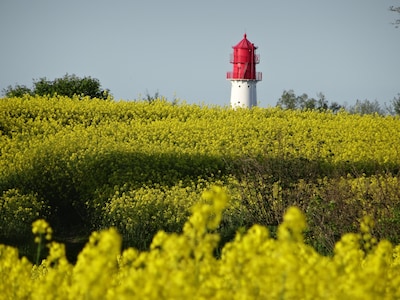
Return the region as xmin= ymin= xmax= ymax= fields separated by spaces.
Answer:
xmin=227 ymin=34 xmax=262 ymax=81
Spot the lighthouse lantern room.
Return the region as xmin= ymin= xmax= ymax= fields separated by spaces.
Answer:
xmin=227 ymin=34 xmax=262 ymax=109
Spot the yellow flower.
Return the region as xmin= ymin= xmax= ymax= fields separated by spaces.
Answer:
xmin=32 ymin=219 xmax=52 ymax=241
xmin=278 ymin=206 xmax=307 ymax=243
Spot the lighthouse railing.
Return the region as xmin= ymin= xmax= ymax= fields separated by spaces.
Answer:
xmin=226 ymin=72 xmax=262 ymax=81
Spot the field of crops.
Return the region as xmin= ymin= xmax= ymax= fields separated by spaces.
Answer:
xmin=1 ymin=95 xmax=400 ymax=298
xmin=1 ymin=186 xmax=400 ymax=299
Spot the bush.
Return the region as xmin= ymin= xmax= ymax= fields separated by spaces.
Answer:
xmin=2 ymin=74 xmax=110 ymax=99
xmin=0 ymin=189 xmax=49 ymax=241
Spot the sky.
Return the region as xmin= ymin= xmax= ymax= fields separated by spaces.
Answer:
xmin=1 ymin=0 xmax=399 ymax=108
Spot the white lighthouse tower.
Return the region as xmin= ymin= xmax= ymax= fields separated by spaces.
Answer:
xmin=227 ymin=34 xmax=262 ymax=109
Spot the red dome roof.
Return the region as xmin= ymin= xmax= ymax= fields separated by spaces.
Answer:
xmin=232 ymin=33 xmax=257 ymax=50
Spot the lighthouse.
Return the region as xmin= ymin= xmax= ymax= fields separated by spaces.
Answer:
xmin=227 ymin=34 xmax=262 ymax=109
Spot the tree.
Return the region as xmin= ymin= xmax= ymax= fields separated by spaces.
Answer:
xmin=328 ymin=102 xmax=342 ymax=113
xmin=297 ymin=93 xmax=315 ymax=110
xmin=33 ymin=74 xmax=110 ymax=99
xmin=144 ymin=90 xmax=160 ymax=103
xmin=2 ymin=84 xmax=33 ymax=97
xmin=316 ymin=92 xmax=329 ymax=111
xmin=277 ymin=90 xmax=330 ymax=112
xmin=390 ymin=5 xmax=400 ymax=28
xmin=277 ymin=90 xmax=298 ymax=109
xmin=348 ymin=99 xmax=385 ymax=116
xmin=2 ymin=74 xmax=111 ymax=99
xmin=392 ymin=94 xmax=400 ymax=115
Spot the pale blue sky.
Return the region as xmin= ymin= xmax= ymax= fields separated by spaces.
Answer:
xmin=1 ymin=0 xmax=399 ymax=107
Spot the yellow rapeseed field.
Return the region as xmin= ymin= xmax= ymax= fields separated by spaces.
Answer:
xmin=1 ymin=96 xmax=400 ymax=298
xmin=1 ymin=186 xmax=400 ymax=299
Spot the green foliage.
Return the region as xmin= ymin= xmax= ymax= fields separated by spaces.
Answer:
xmin=276 ymin=90 xmax=400 ymax=116
xmin=232 ymin=172 xmax=400 ymax=255
xmin=33 ymin=74 xmax=110 ymax=99
xmin=0 ymin=189 xmax=49 ymax=240
xmin=2 ymin=84 xmax=33 ymax=98
xmin=2 ymin=74 xmax=110 ymax=99
xmin=392 ymin=93 xmax=400 ymax=115
xmin=95 ymin=181 xmax=207 ymax=249
xmin=277 ymin=89 xmax=340 ymax=112
xmin=277 ymin=89 xmax=297 ymax=109
xmin=144 ymin=90 xmax=160 ymax=103
xmin=348 ymin=99 xmax=385 ymax=116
